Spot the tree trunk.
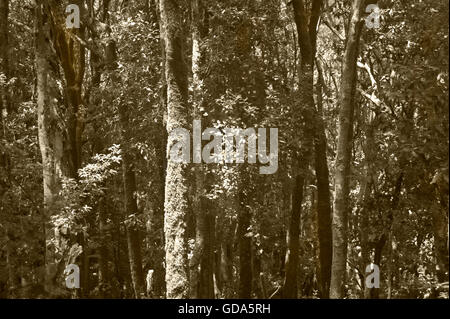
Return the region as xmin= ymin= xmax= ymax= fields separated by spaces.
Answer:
xmin=238 ymin=167 xmax=253 ymax=298
xmin=315 ymin=59 xmax=333 ymax=298
xmin=219 ymin=215 xmax=235 ymax=298
xmin=112 ymin=71 xmax=146 ymax=300
xmin=360 ymin=107 xmax=375 ymax=299
xmin=146 ymin=0 xmax=167 ymax=299
xmin=386 ymin=230 xmax=393 ymax=299
xmin=188 ymin=0 xmax=215 ymax=299
xmin=35 ymin=0 xmax=68 ymax=296
xmin=432 ymin=207 xmax=449 ymax=283
xmin=0 ymin=0 xmax=11 ymax=298
xmin=283 ymin=0 xmax=323 ymax=298
xmin=431 ymin=179 xmax=449 ymax=284
xmin=119 ymin=119 xmax=146 ymax=298
xmin=97 ymin=204 xmax=110 ymax=297
xmin=35 ymin=1 xmax=89 ymax=297
xmin=370 ymin=234 xmax=386 ymax=299
xmin=190 ymin=165 xmax=215 ymax=299
xmin=160 ymin=0 xmax=190 ymax=299
xmin=48 ymin=0 xmax=85 ymax=177
xmin=283 ymin=174 xmax=303 ymax=298
xmin=330 ymin=0 xmax=365 ymax=299
xmin=190 ymin=198 xmax=215 ymax=298
xmin=0 ymin=0 xmax=9 ymax=119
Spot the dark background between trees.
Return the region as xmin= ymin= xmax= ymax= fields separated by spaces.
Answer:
xmin=0 ymin=0 xmax=448 ymax=299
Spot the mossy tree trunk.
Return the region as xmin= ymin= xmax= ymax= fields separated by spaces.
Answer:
xmin=160 ymin=0 xmax=190 ymax=299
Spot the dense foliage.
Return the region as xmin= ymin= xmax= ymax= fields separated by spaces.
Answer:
xmin=0 ymin=0 xmax=448 ymax=299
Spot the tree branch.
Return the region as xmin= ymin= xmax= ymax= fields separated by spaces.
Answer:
xmin=323 ymin=18 xmax=345 ymax=41
xmin=357 ymin=61 xmax=377 ymax=89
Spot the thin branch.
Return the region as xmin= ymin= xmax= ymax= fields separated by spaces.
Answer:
xmin=323 ymin=18 xmax=345 ymax=41
xmin=358 ymin=88 xmax=382 ymax=107
xmin=357 ymin=61 xmax=377 ymax=89
xmin=269 ymin=285 xmax=282 ymax=299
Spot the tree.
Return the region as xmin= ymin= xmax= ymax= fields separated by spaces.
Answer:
xmin=119 ymin=104 xmax=146 ymax=298
xmin=0 ymin=0 xmax=9 ymax=119
xmin=34 ymin=0 xmax=67 ymax=294
xmin=330 ymin=0 xmax=365 ymax=299
xmin=284 ymin=0 xmax=331 ymax=299
xmin=159 ymin=0 xmax=190 ymax=299
xmin=189 ymin=0 xmax=215 ymax=299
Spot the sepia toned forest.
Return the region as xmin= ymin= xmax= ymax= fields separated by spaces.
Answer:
xmin=0 ymin=0 xmax=448 ymax=299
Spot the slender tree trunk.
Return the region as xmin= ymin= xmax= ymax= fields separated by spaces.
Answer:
xmin=189 ymin=165 xmax=214 ymax=298
xmin=119 ymin=130 xmax=146 ymax=298
xmin=369 ymin=173 xmax=402 ymax=299
xmin=0 ymin=0 xmax=11 ymax=298
xmin=370 ymin=234 xmax=386 ymax=299
xmin=330 ymin=0 xmax=365 ymax=299
xmin=315 ymin=60 xmax=333 ymax=298
xmin=190 ymin=173 xmax=215 ymax=299
xmin=213 ymin=237 xmax=222 ymax=297
xmin=253 ymin=253 xmax=265 ymax=298
xmin=0 ymin=0 xmax=9 ymax=120
xmin=219 ymin=215 xmax=235 ymax=298
xmin=125 ymin=212 xmax=146 ymax=299
xmin=283 ymin=0 xmax=323 ymax=298
xmin=144 ymin=0 xmax=167 ymax=299
xmin=112 ymin=72 xmax=146 ymax=300
xmin=97 ymin=204 xmax=110 ymax=297
xmin=190 ymin=201 xmax=215 ymax=298
xmin=431 ymin=181 xmax=449 ymax=284
xmin=283 ymin=174 xmax=303 ymax=298
xmin=90 ymin=56 xmax=108 ymax=299
xmin=432 ymin=208 xmax=449 ymax=283
xmin=360 ymin=109 xmax=375 ymax=299
xmin=238 ymin=167 xmax=253 ymax=298
xmin=188 ymin=0 xmax=215 ymax=299
xmin=160 ymin=0 xmax=190 ymax=299
xmin=386 ymin=230 xmax=393 ymax=299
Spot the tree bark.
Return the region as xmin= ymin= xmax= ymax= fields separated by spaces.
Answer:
xmin=0 ymin=0 xmax=11 ymax=298
xmin=283 ymin=174 xmax=303 ymax=298
xmin=218 ymin=215 xmax=236 ymax=298
xmin=0 ymin=0 xmax=9 ymax=119
xmin=188 ymin=0 xmax=215 ymax=299
xmin=160 ymin=0 xmax=190 ymax=299
xmin=431 ymin=176 xmax=449 ymax=284
xmin=283 ymin=0 xmax=324 ymax=298
xmin=145 ymin=0 xmax=167 ymax=299
xmin=358 ymin=102 xmax=376 ymax=298
xmin=118 ymin=106 xmax=146 ymax=298
xmin=315 ymin=59 xmax=333 ymax=298
xmin=238 ymin=167 xmax=253 ymax=298
xmin=48 ymin=0 xmax=85 ymax=177
xmin=35 ymin=0 xmax=67 ymax=296
xmin=330 ymin=0 xmax=365 ymax=299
